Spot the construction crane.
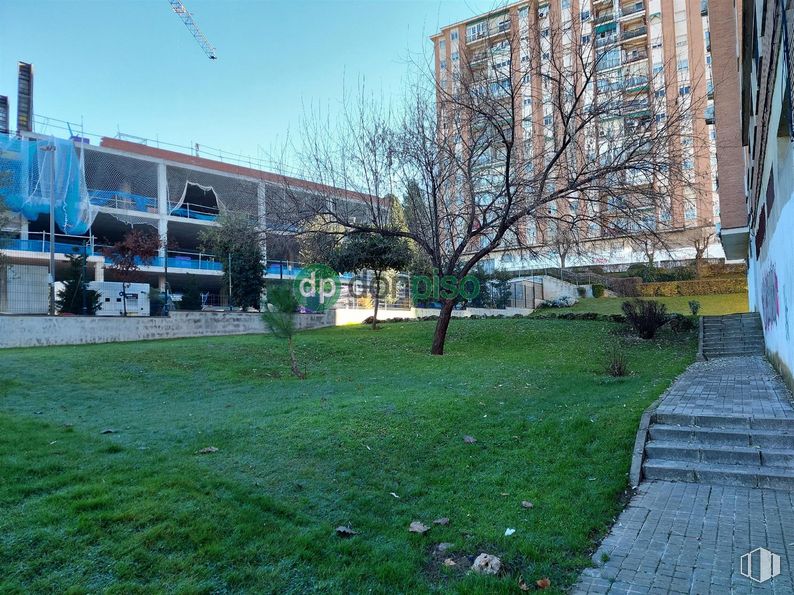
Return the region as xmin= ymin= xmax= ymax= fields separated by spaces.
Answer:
xmin=167 ymin=0 xmax=217 ymax=60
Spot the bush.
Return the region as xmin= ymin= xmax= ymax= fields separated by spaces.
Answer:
xmin=576 ymin=286 xmax=586 ymax=298
xmin=608 ymin=276 xmax=642 ymax=297
xmin=668 ymin=313 xmax=697 ymax=333
xmin=592 ymin=284 xmax=606 ymax=298
xmin=638 ymin=277 xmax=747 ymax=296
xmin=688 ymin=300 xmax=701 ymax=316
xmin=179 ymin=276 xmax=203 ymax=311
xmin=539 ymin=296 xmax=578 ymax=308
xmin=621 ymin=299 xmax=668 ymax=340
xmin=604 ymin=346 xmax=629 ymax=377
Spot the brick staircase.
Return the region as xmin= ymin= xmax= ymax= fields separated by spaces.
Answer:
xmin=701 ymin=312 xmax=765 ymax=358
xmin=637 ymin=315 xmax=794 ymax=489
xmin=642 ymin=411 xmax=794 ymax=489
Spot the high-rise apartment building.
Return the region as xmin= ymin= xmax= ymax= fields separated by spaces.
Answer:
xmin=432 ymin=0 xmax=736 ymax=270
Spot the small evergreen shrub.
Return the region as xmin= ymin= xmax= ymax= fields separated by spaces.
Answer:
xmin=621 ymin=299 xmax=668 ymax=340
xmin=688 ymin=300 xmax=701 ymax=316
xmin=592 ymin=284 xmax=606 ymax=298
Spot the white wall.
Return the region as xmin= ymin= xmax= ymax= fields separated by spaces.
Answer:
xmin=0 ymin=311 xmax=332 ymax=349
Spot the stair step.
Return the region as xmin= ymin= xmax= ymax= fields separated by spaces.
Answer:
xmin=648 ymin=424 xmax=794 ymax=448
xmin=653 ymin=413 xmax=794 ymax=430
xmin=642 ymin=460 xmax=794 ymax=489
xmin=645 ymin=440 xmax=794 ymax=467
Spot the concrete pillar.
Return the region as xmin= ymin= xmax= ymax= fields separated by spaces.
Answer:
xmin=20 ymin=217 xmax=29 ymax=240
xmin=94 ymin=261 xmax=104 ymax=282
xmin=157 ymin=162 xmax=168 ymax=259
xmin=158 ymin=275 xmax=166 ymax=291
xmin=257 ymin=181 xmax=267 ymax=263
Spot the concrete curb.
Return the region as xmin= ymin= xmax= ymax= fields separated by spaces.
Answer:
xmin=628 ymin=363 xmax=696 ymax=488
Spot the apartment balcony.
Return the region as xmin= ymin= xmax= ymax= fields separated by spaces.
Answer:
xmin=705 ymin=104 xmax=715 ymax=124
xmin=594 ymin=12 xmax=616 ymax=24
xmin=701 ymin=0 xmax=708 ymax=15
xmin=619 ymin=2 xmax=645 ymax=20
xmin=622 ymin=98 xmax=650 ymax=116
xmin=621 ymin=25 xmax=648 ymax=42
xmin=624 ymin=75 xmax=649 ymax=92
xmin=595 ymin=35 xmax=619 ymax=48
xmin=623 ymin=49 xmax=648 ymax=63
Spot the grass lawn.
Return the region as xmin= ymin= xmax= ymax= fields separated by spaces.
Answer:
xmin=546 ymin=293 xmax=749 ymax=317
xmin=0 ymin=319 xmax=695 ymax=593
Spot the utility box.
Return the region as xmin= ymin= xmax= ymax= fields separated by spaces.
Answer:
xmin=0 ymin=264 xmax=49 ymax=314
xmin=89 ymin=281 xmax=151 ymax=316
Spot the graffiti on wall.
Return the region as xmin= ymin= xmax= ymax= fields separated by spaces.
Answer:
xmin=761 ymin=264 xmax=779 ymax=330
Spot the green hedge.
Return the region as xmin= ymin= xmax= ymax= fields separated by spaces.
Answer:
xmin=638 ymin=277 xmax=747 ymax=296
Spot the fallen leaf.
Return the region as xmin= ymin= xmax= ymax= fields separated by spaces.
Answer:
xmin=335 ymin=525 xmax=358 ymax=537
xmin=504 ymin=527 xmax=516 ymax=536
xmin=196 ymin=446 xmax=219 ymax=454
xmin=408 ymin=521 xmax=430 ymax=534
xmin=521 ymin=500 xmax=534 ymax=509
xmin=536 ymin=577 xmax=551 ymax=589
xmin=433 ymin=517 xmax=450 ymax=526
xmin=443 ymin=558 xmax=456 ymax=567
xmin=100 ymin=429 xmax=117 ymax=434
xmin=463 ymin=435 xmax=477 ymax=444
xmin=518 ymin=576 xmax=530 ymax=591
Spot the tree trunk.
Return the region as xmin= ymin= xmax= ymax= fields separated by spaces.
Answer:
xmin=288 ymin=336 xmax=306 ymax=379
xmin=372 ymin=273 xmax=380 ymax=330
xmin=430 ymin=300 xmax=455 ymax=356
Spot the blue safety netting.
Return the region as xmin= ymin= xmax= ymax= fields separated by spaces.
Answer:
xmin=0 ymin=133 xmax=94 ymax=235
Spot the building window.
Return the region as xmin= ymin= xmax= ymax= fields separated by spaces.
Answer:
xmin=677 ymin=58 xmax=689 ymax=71
xmin=440 ymin=40 xmax=446 ymax=51
xmin=452 ymin=51 xmax=459 ymax=61
xmin=679 ymin=85 xmax=691 ymax=96
xmin=451 ymin=31 xmax=458 ymax=41
xmin=541 ymin=28 xmax=550 ymax=38
xmin=440 ymin=60 xmax=447 ymax=70
xmin=562 ymin=0 xmax=571 ymax=8
xmin=582 ymin=34 xmax=591 ymax=44
xmin=581 ymin=9 xmax=591 ymax=20
xmin=544 ymin=115 xmax=553 ymax=126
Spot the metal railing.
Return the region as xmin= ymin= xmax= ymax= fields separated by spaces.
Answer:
xmin=89 ymin=189 xmax=158 ymax=213
xmin=170 ymin=202 xmax=220 ymax=221
xmin=622 ymin=26 xmax=648 ymax=40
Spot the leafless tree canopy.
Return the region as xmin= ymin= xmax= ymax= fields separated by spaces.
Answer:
xmin=272 ymin=5 xmax=707 ymax=353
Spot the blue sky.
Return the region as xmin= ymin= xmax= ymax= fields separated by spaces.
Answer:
xmin=0 ymin=0 xmax=494 ymax=167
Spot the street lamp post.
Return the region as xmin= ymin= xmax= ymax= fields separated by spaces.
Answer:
xmin=40 ymin=143 xmax=56 ymax=315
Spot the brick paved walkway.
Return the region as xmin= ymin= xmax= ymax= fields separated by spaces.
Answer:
xmin=573 ymin=357 xmax=794 ymax=594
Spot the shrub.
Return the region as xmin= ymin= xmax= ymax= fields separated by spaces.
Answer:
xmin=539 ymin=296 xmax=577 ymax=308
xmin=576 ymin=286 xmax=586 ymax=298
xmin=608 ymin=276 xmax=642 ymax=297
xmin=668 ymin=313 xmax=696 ymax=333
xmin=592 ymin=284 xmax=606 ymax=298
xmin=621 ymin=299 xmax=668 ymax=340
xmin=638 ymin=277 xmax=747 ymax=296
xmin=604 ymin=346 xmax=629 ymax=377
xmin=179 ymin=275 xmax=203 ymax=311
xmin=688 ymin=300 xmax=701 ymax=316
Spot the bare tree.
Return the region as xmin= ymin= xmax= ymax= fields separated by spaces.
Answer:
xmin=276 ymin=6 xmax=705 ymax=355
